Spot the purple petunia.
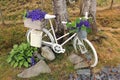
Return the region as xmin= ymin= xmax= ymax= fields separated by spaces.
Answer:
xmin=84 ymin=20 xmax=90 ymax=28
xmin=31 ymin=56 xmax=36 ymax=66
xmin=76 ymin=20 xmax=84 ymax=28
xmin=76 ymin=20 xmax=90 ymax=28
xmin=26 ymin=9 xmax=46 ymax=21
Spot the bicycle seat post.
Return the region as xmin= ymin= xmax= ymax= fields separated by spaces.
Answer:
xmin=48 ymin=19 xmax=58 ymax=44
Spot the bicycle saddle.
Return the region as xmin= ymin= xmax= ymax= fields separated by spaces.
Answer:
xmin=45 ymin=14 xmax=56 ymax=19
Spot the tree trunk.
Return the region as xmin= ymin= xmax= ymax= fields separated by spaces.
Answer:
xmin=0 ymin=8 xmax=5 ymax=25
xmin=80 ymin=0 xmax=97 ymax=34
xmin=89 ymin=0 xmax=97 ymax=34
xmin=52 ymin=0 xmax=68 ymax=36
xmin=110 ymin=0 xmax=114 ymax=9
xmin=80 ymin=0 xmax=91 ymax=16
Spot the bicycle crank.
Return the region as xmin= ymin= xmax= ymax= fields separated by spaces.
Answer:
xmin=52 ymin=44 xmax=65 ymax=53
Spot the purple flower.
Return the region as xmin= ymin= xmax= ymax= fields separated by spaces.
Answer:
xmin=26 ymin=9 xmax=46 ymax=21
xmin=76 ymin=20 xmax=84 ymax=28
xmin=76 ymin=20 xmax=90 ymax=28
xmin=31 ymin=56 xmax=35 ymax=66
xmin=84 ymin=20 xmax=90 ymax=28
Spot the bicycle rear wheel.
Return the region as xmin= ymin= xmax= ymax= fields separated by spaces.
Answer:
xmin=73 ymin=36 xmax=98 ymax=67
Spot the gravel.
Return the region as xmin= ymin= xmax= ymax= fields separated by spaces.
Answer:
xmin=68 ymin=65 xmax=120 ymax=80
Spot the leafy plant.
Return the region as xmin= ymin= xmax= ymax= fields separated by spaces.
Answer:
xmin=66 ymin=18 xmax=92 ymax=33
xmin=7 ymin=43 xmax=37 ymax=68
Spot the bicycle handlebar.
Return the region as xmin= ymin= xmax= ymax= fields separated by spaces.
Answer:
xmin=85 ymin=12 xmax=89 ymax=19
xmin=62 ymin=12 xmax=89 ymax=25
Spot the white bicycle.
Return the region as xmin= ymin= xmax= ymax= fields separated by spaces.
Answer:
xmin=26 ymin=12 xmax=98 ymax=67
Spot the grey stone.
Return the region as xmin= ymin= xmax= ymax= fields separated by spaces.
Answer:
xmin=76 ymin=69 xmax=90 ymax=75
xmin=33 ymin=51 xmax=44 ymax=60
xmin=17 ymin=60 xmax=51 ymax=78
xmin=41 ymin=46 xmax=55 ymax=61
xmin=74 ymin=61 xmax=89 ymax=69
xmin=101 ymin=66 xmax=111 ymax=74
xmin=68 ymin=54 xmax=83 ymax=64
xmin=117 ymin=65 xmax=120 ymax=73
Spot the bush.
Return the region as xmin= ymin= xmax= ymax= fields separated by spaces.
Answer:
xmin=7 ymin=43 xmax=38 ymax=68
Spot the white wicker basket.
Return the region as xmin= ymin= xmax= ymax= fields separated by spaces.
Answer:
xmin=77 ymin=30 xmax=87 ymax=39
xmin=30 ymin=30 xmax=43 ymax=48
xmin=24 ymin=18 xmax=46 ymax=30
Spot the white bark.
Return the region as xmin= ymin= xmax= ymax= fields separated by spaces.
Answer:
xmin=80 ymin=0 xmax=97 ymax=33
xmin=52 ymin=0 xmax=68 ymax=33
xmin=89 ymin=0 xmax=97 ymax=33
xmin=81 ymin=0 xmax=91 ymax=16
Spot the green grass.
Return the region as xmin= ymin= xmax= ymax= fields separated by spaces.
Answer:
xmin=0 ymin=0 xmax=120 ymax=79
xmin=0 ymin=50 xmax=74 ymax=80
xmin=97 ymin=0 xmax=120 ymax=7
xmin=0 ymin=53 xmax=22 ymax=80
xmin=0 ymin=24 xmax=75 ymax=79
xmin=0 ymin=24 xmax=27 ymax=49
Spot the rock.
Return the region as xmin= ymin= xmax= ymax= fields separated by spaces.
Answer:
xmin=41 ymin=46 xmax=55 ymax=61
xmin=33 ymin=51 xmax=44 ymax=60
xmin=76 ymin=69 xmax=90 ymax=75
xmin=17 ymin=60 xmax=51 ymax=78
xmin=101 ymin=66 xmax=110 ymax=74
xmin=117 ymin=65 xmax=120 ymax=73
xmin=68 ymin=73 xmax=74 ymax=80
xmin=74 ymin=61 xmax=89 ymax=69
xmin=68 ymin=54 xmax=83 ymax=64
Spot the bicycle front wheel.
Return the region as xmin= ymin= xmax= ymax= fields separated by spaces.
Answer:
xmin=73 ymin=37 xmax=98 ymax=67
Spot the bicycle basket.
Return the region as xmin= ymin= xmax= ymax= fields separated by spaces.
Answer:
xmin=77 ymin=30 xmax=87 ymax=39
xmin=24 ymin=18 xmax=47 ymax=30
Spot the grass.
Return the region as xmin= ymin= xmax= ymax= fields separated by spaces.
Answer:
xmin=0 ymin=47 xmax=74 ymax=80
xmin=0 ymin=0 xmax=120 ymax=79
xmin=0 ymin=24 xmax=75 ymax=79
xmin=0 ymin=24 xmax=27 ymax=50
xmin=97 ymin=0 xmax=120 ymax=7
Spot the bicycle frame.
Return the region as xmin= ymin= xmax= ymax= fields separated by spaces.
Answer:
xmin=42 ymin=19 xmax=88 ymax=54
xmin=26 ymin=12 xmax=98 ymax=67
xmin=27 ymin=18 xmax=88 ymax=53
xmin=48 ymin=19 xmax=77 ymax=46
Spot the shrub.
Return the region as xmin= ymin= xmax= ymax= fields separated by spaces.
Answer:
xmin=7 ymin=43 xmax=37 ymax=68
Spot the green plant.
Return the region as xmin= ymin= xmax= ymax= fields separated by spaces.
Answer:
xmin=66 ymin=18 xmax=92 ymax=33
xmin=7 ymin=43 xmax=37 ymax=68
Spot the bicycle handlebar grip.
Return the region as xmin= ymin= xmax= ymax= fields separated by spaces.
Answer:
xmin=85 ymin=12 xmax=88 ymax=19
xmin=62 ymin=21 xmax=67 ymax=24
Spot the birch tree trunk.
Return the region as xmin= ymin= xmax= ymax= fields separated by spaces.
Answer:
xmin=52 ymin=0 xmax=68 ymax=35
xmin=80 ymin=0 xmax=97 ymax=34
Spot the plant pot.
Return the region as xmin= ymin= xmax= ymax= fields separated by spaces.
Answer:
xmin=77 ymin=30 xmax=87 ymax=39
xmin=30 ymin=30 xmax=43 ymax=48
xmin=24 ymin=18 xmax=46 ymax=30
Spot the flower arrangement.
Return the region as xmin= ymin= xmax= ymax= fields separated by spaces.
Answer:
xmin=66 ymin=17 xmax=92 ymax=33
xmin=24 ymin=9 xmax=46 ymax=21
xmin=23 ymin=9 xmax=47 ymax=30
